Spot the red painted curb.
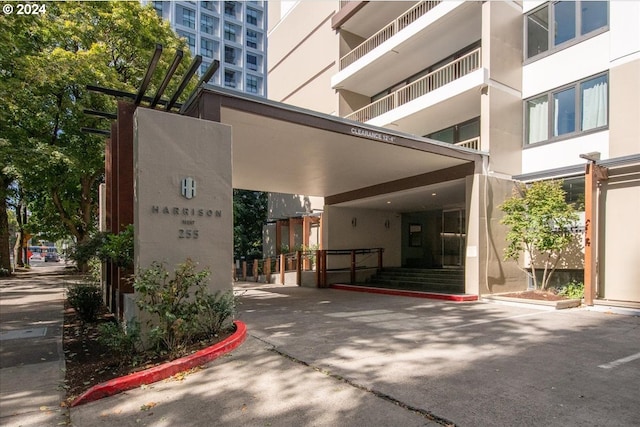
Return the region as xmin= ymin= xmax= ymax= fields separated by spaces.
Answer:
xmin=330 ymin=284 xmax=478 ymax=302
xmin=71 ymin=320 xmax=247 ymax=407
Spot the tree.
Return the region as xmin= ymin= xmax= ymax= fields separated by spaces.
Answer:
xmin=500 ymin=180 xmax=580 ymax=290
xmin=233 ymin=190 xmax=268 ymax=260
xmin=0 ymin=2 xmax=195 ymax=270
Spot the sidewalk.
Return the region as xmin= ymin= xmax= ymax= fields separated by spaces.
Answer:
xmin=0 ymin=265 xmax=74 ymax=426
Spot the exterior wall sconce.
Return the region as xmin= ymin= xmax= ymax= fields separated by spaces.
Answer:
xmin=351 ymin=217 xmax=357 ymax=228
xmin=384 ymin=219 xmax=390 ymax=229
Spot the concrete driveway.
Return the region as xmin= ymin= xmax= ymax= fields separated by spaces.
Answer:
xmin=71 ymin=281 xmax=640 ymax=426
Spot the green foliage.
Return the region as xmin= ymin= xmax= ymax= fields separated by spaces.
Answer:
xmin=67 ymin=283 xmax=103 ymax=322
xmin=500 ymin=180 xmax=579 ymax=290
xmin=0 ymin=267 xmax=9 ymax=277
xmin=68 ymin=232 xmax=107 ymax=268
xmin=195 ymin=291 xmax=236 ymax=340
xmin=98 ymin=319 xmax=142 ymax=366
xmin=69 ymin=225 xmax=134 ymax=270
xmin=0 ymin=2 xmax=195 ymax=256
xmin=100 ymin=225 xmax=134 ymax=268
xmin=233 ymin=190 xmax=268 ymax=259
xmin=134 ymin=259 xmax=236 ymax=357
xmin=556 ymin=281 xmax=584 ymax=299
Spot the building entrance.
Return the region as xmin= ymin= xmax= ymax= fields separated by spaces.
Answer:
xmin=401 ymin=209 xmax=466 ymax=269
xmin=442 ymin=209 xmax=465 ymax=267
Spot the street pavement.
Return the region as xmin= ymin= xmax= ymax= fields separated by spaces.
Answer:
xmin=2 ymin=268 xmax=639 ymax=426
xmin=0 ymin=263 xmax=77 ymax=426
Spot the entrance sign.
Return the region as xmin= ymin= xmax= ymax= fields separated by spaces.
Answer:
xmin=132 ymin=108 xmax=232 ymax=296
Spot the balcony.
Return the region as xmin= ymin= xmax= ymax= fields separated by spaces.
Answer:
xmin=345 ymin=47 xmax=481 ymax=123
xmin=332 ymin=1 xmax=481 ymax=97
xmin=340 ymin=1 xmax=441 ymax=70
xmin=455 ymin=137 xmax=480 ymax=151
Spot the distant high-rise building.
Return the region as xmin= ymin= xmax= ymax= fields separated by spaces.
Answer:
xmin=143 ymin=1 xmax=267 ymax=96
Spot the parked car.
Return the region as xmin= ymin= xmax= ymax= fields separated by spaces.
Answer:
xmin=44 ymin=253 xmax=60 ymax=262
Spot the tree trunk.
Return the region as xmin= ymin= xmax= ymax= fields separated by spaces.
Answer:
xmin=0 ymin=198 xmax=11 ymax=272
xmin=13 ymin=195 xmax=28 ymax=267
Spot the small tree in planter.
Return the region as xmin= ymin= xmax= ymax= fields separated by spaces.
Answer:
xmin=500 ymin=180 xmax=580 ymax=290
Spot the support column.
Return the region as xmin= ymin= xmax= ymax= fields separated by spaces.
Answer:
xmin=584 ymin=162 xmax=608 ymax=306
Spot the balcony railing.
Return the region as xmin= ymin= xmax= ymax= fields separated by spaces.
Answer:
xmin=345 ymin=47 xmax=481 ymax=123
xmin=339 ymin=1 xmax=441 ymax=70
xmin=455 ymin=137 xmax=480 ymax=151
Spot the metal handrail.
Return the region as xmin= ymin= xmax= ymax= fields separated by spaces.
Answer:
xmin=339 ymin=1 xmax=441 ymax=70
xmin=345 ymin=47 xmax=481 ymax=123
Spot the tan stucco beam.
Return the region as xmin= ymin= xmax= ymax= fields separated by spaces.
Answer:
xmin=331 ymin=1 xmax=367 ymax=30
xmin=325 ymin=163 xmax=475 ymax=206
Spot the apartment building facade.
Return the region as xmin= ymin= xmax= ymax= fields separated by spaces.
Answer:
xmin=144 ymin=0 xmax=267 ymax=95
xmin=267 ymin=1 xmax=639 ymax=304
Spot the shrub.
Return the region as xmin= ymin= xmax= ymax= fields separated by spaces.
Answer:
xmin=67 ymin=283 xmax=103 ymax=322
xmin=134 ymin=259 xmax=236 ymax=357
xmin=194 ymin=290 xmax=236 ymax=340
xmin=98 ymin=319 xmax=142 ymax=365
xmin=556 ymin=280 xmax=584 ymax=299
xmin=0 ymin=268 xmax=10 ymax=277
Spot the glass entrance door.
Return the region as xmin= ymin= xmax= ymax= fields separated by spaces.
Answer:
xmin=441 ymin=209 xmax=465 ymax=267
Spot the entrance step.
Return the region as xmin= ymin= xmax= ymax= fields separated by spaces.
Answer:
xmin=364 ymin=268 xmax=465 ymax=294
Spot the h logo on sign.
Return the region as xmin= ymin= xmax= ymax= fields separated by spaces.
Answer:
xmin=181 ymin=177 xmax=196 ymax=200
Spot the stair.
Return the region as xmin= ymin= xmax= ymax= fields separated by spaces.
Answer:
xmin=364 ymin=267 xmax=465 ymax=294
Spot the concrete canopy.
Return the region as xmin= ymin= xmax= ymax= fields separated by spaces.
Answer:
xmin=182 ymin=86 xmax=486 ymax=211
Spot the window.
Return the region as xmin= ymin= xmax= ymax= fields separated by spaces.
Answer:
xmin=200 ymin=62 xmax=210 ymax=77
xmin=526 ymin=96 xmax=549 ymax=144
xmin=527 ymin=7 xmax=548 ymax=58
xmin=581 ymin=74 xmax=608 ymax=131
xmin=246 ymin=54 xmax=258 ymax=71
xmin=525 ymin=73 xmax=608 ymax=144
xmin=202 ymin=1 xmax=215 ymax=11
xmin=562 ymin=176 xmax=585 ymax=210
xmin=201 ymin=14 xmax=214 ymax=34
xmin=553 ymin=87 xmax=576 ymax=136
xmin=201 ymin=38 xmax=214 ymax=58
xmin=152 ymin=1 xmax=163 ymax=16
xmin=553 ymin=1 xmax=576 ymax=46
xmin=224 ymin=23 xmax=237 ymax=42
xmin=246 ymin=75 xmax=259 ymax=94
xmin=177 ymin=31 xmax=196 ymax=53
xmin=426 ymin=117 xmax=480 ymax=145
xmin=181 ymin=7 xmax=195 ymax=29
xmin=246 ymin=8 xmax=260 ymax=26
xmin=224 ymin=1 xmax=237 ymax=18
xmin=224 ymin=70 xmax=236 ymax=88
xmin=526 ymin=1 xmax=608 ymax=59
xmin=224 ymin=46 xmax=236 ymax=64
xmin=246 ymin=29 xmax=259 ymax=49
xmin=582 ymin=1 xmax=608 ymax=35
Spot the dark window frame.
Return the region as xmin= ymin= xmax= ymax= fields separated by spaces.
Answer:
xmin=523 ymin=72 xmax=609 ymax=146
xmin=525 ymin=1 xmax=609 ymax=62
xmin=426 ymin=116 xmax=481 ymax=145
xmin=246 ymin=75 xmax=259 ymax=94
xmin=181 ymin=7 xmax=196 ymax=29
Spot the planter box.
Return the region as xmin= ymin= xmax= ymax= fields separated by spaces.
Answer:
xmin=482 ymin=294 xmax=582 ymax=310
